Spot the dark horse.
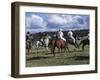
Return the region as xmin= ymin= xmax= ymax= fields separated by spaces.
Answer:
xmin=65 ymin=36 xmax=79 ymax=49
xmin=26 ymin=39 xmax=33 ymax=54
xmin=79 ymin=38 xmax=89 ymax=51
xmin=26 ymin=33 xmax=34 ymax=54
xmin=50 ymin=39 xmax=69 ymax=56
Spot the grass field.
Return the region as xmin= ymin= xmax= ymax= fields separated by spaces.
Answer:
xmin=26 ymin=44 xmax=89 ymax=67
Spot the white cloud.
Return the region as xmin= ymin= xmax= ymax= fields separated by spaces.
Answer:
xmin=26 ymin=14 xmax=47 ymax=29
xmin=62 ymin=15 xmax=84 ymax=24
xmin=74 ymin=15 xmax=89 ymax=27
xmin=48 ymin=14 xmax=68 ymax=25
xmin=73 ymin=15 xmax=83 ymax=22
xmin=31 ymin=15 xmax=47 ymax=28
xmin=61 ymin=15 xmax=74 ymax=23
xmin=26 ymin=17 xmax=32 ymax=27
xmin=48 ymin=14 xmax=81 ymax=26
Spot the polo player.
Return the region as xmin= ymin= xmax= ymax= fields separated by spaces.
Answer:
xmin=57 ymin=28 xmax=66 ymax=42
xmin=67 ymin=30 xmax=75 ymax=43
xmin=26 ymin=31 xmax=30 ymax=41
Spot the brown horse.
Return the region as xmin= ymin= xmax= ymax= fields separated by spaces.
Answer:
xmin=50 ymin=39 xmax=69 ymax=56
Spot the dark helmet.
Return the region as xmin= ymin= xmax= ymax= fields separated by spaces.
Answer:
xmin=27 ymin=31 xmax=30 ymax=34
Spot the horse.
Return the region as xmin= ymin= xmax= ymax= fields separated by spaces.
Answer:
xmin=79 ymin=38 xmax=89 ymax=51
xmin=49 ymin=39 xmax=69 ymax=56
xmin=35 ymin=35 xmax=51 ymax=53
xmin=35 ymin=40 xmax=44 ymax=53
xmin=65 ymin=35 xmax=79 ymax=50
xmin=36 ymin=41 xmax=43 ymax=48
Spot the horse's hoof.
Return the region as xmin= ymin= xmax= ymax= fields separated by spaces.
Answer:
xmin=53 ymin=55 xmax=55 ymax=57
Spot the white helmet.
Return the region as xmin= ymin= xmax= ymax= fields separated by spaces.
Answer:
xmin=59 ymin=28 xmax=62 ymax=31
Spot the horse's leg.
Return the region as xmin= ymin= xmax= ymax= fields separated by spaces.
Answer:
xmin=62 ymin=47 xmax=65 ymax=53
xmin=82 ymin=44 xmax=85 ymax=51
xmin=30 ymin=48 xmax=32 ymax=54
xmin=30 ymin=43 xmax=32 ymax=54
xmin=79 ymin=40 xmax=82 ymax=46
xmin=46 ymin=46 xmax=48 ymax=51
xmin=52 ymin=46 xmax=55 ymax=56
xmin=73 ymin=43 xmax=77 ymax=52
xmin=58 ymin=47 xmax=60 ymax=53
xmin=65 ymin=43 xmax=70 ymax=53
xmin=74 ymin=41 xmax=79 ymax=48
xmin=65 ymin=46 xmax=70 ymax=56
xmin=64 ymin=47 xmax=67 ymax=53
xmin=59 ymin=48 xmax=63 ymax=57
xmin=50 ymin=45 xmax=55 ymax=56
xmin=77 ymin=42 xmax=80 ymax=49
xmin=36 ymin=46 xmax=38 ymax=54
xmin=45 ymin=45 xmax=49 ymax=55
xmin=59 ymin=48 xmax=61 ymax=53
xmin=28 ymin=49 xmax=30 ymax=54
xmin=29 ymin=49 xmax=31 ymax=54
xmin=50 ymin=46 xmax=52 ymax=54
xmin=30 ymin=48 xmax=32 ymax=53
xmin=29 ymin=46 xmax=32 ymax=54
xmin=46 ymin=44 xmax=49 ymax=51
xmin=78 ymin=41 xmax=83 ymax=51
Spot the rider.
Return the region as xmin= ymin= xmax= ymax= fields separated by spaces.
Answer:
xmin=67 ymin=30 xmax=75 ymax=43
xmin=26 ymin=31 xmax=30 ymax=41
xmin=57 ymin=28 xmax=66 ymax=42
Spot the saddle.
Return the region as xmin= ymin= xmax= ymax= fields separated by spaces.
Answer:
xmin=55 ymin=38 xmax=66 ymax=44
xmin=66 ymin=37 xmax=75 ymax=44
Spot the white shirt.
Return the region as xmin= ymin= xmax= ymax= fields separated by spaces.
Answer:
xmin=57 ymin=31 xmax=64 ymax=38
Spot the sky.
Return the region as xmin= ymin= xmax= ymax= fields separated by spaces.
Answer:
xmin=25 ymin=12 xmax=90 ymax=33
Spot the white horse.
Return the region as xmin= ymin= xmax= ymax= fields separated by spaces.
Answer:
xmin=35 ymin=40 xmax=43 ymax=53
xmin=44 ymin=35 xmax=51 ymax=51
xmin=35 ymin=35 xmax=51 ymax=53
xmin=36 ymin=41 xmax=43 ymax=48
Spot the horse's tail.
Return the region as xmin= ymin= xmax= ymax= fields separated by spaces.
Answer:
xmin=48 ymin=39 xmax=52 ymax=47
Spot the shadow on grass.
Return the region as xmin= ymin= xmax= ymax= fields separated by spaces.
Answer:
xmin=69 ymin=49 xmax=87 ymax=53
xmin=27 ymin=56 xmax=52 ymax=61
xmin=74 ymin=56 xmax=89 ymax=60
xmin=64 ymin=55 xmax=89 ymax=60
